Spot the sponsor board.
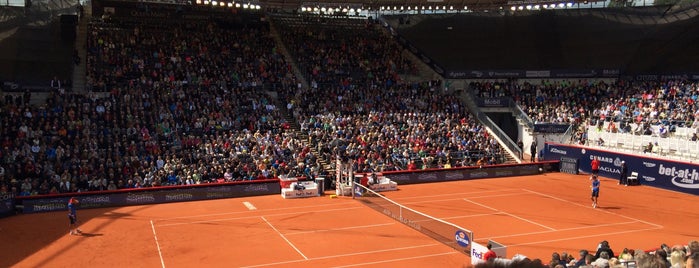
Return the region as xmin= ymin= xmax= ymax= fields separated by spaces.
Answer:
xmin=471 ymin=241 xmax=507 ymax=265
xmin=477 ymin=97 xmax=509 ymax=108
xmin=383 ymin=164 xmax=543 ymax=185
xmin=534 ymin=124 xmax=570 ymax=133
xmin=0 ymin=193 xmax=15 ymax=217
xmin=18 ymin=181 xmax=281 ymax=213
xmin=455 ymin=230 xmax=471 ymax=248
xmin=545 ymin=144 xmax=699 ymax=195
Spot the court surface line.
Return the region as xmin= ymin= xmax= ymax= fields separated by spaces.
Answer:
xmin=156 ymin=206 xmax=363 ymax=227
xmin=484 ymin=220 xmax=640 ymax=240
xmin=522 ymin=189 xmax=663 ymax=228
xmin=243 ymin=201 xmax=257 ymax=210
xmin=393 ymin=188 xmax=521 ymax=201
xmin=283 ymin=212 xmax=504 ymax=236
xmin=284 ymin=222 xmax=396 ymax=235
xmin=262 ymin=216 xmax=308 ymax=260
xmin=463 ymin=198 xmax=556 ymax=231
xmin=149 ymin=220 xmax=166 ymax=268
xmin=240 ymin=243 xmax=441 ymax=268
xmin=505 ymin=226 xmax=663 ymax=247
xmin=155 ymin=202 xmax=356 ymax=221
xmin=401 ymin=192 xmax=530 ymax=206
xmin=329 ymin=252 xmax=459 ymax=268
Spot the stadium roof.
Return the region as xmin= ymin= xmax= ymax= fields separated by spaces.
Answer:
xmin=223 ymin=0 xmax=590 ymax=11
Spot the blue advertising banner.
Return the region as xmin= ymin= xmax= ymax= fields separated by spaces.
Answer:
xmin=446 ymin=69 xmax=620 ymax=79
xmin=534 ymin=124 xmax=570 ymax=133
xmin=18 ymin=180 xmax=281 ymax=213
xmin=446 ymin=70 xmax=525 ymax=79
xmin=0 ymin=192 xmax=15 ymax=217
xmin=476 ymin=97 xmax=510 ymax=108
xmin=383 ymin=163 xmax=554 ymax=185
xmin=543 ymin=143 xmax=699 ymax=195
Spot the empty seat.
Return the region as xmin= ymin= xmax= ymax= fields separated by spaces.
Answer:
xmin=627 ymin=171 xmax=639 ymax=185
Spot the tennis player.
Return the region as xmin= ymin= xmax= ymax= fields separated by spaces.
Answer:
xmin=68 ymin=197 xmax=83 ymax=235
xmin=590 ymin=175 xmax=600 ymax=208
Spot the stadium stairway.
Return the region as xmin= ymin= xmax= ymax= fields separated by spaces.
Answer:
xmin=267 ymin=16 xmax=336 ymax=175
xmin=71 ymin=1 xmax=91 ymax=93
xmin=459 ymin=90 xmax=520 ymax=164
xmin=267 ymin=16 xmax=310 ymax=92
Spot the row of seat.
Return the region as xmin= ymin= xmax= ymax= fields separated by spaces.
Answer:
xmin=587 ymin=130 xmax=699 ymax=162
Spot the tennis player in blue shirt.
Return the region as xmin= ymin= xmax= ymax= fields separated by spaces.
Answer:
xmin=590 ymin=175 xmax=600 ymax=208
xmin=68 ymin=197 xmax=83 ymax=235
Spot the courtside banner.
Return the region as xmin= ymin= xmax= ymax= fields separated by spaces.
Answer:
xmin=18 ymin=180 xmax=281 ymax=213
xmin=383 ymin=163 xmax=556 ymax=185
xmin=0 ymin=192 xmax=15 ymax=217
xmin=544 ymin=143 xmax=699 ymax=195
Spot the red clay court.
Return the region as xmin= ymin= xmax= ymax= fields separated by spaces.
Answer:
xmin=1 ymin=172 xmax=698 ymax=268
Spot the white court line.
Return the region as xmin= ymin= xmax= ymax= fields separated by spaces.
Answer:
xmin=156 ymin=206 xmax=362 ymax=227
xmin=440 ymin=212 xmax=505 ymax=221
xmin=330 ymin=252 xmax=458 ymax=268
xmin=401 ymin=192 xmax=530 ymax=206
xmin=243 ymin=201 xmax=257 ymax=210
xmin=506 ymin=226 xmax=663 ymax=247
xmin=262 ymin=216 xmax=308 ymax=260
xmin=150 ymin=220 xmax=166 ymax=268
xmin=240 ymin=243 xmax=440 ymax=268
xmin=485 ymin=220 xmax=640 ymax=240
xmin=285 ymin=222 xmax=396 ymax=235
xmin=156 ymin=202 xmax=354 ymax=221
xmin=522 ymin=189 xmax=664 ymax=228
xmin=463 ymin=198 xmax=556 ymax=231
xmin=393 ymin=188 xmax=522 ymax=201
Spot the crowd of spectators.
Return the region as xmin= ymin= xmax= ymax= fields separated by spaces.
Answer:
xmin=471 ymin=79 xmax=699 ymax=145
xmin=275 ymin=16 xmax=506 ymax=172
xmin=0 ymin=11 xmax=319 ymax=197
xmin=0 ymin=12 xmax=506 ymax=197
xmin=476 ymin=240 xmax=699 ymax=268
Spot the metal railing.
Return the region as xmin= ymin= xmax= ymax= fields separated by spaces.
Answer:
xmin=476 ymin=111 xmax=522 ymax=160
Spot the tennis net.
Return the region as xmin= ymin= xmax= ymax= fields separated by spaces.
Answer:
xmin=352 ymin=183 xmax=473 ymax=255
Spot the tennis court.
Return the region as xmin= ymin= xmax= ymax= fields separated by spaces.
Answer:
xmin=2 ymin=171 xmax=698 ymax=267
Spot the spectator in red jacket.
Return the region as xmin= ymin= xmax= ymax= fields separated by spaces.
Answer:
xmin=483 ymin=242 xmax=497 ymax=262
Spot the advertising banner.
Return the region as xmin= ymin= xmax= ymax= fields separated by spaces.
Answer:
xmin=384 ymin=164 xmax=546 ymax=185
xmin=476 ymin=97 xmax=510 ymax=108
xmin=0 ymin=192 xmax=15 ymax=217
xmin=446 ymin=70 xmax=525 ymax=79
xmin=544 ymin=143 xmax=699 ymax=195
xmin=471 ymin=241 xmax=508 ymax=265
xmin=533 ymin=124 xmax=570 ymax=133
xmin=19 ymin=180 xmax=281 ymax=213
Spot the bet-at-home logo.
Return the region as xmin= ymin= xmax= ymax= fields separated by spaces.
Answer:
xmin=658 ymin=164 xmax=699 ymax=189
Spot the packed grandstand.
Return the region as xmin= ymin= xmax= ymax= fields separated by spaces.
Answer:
xmin=1 ymin=0 xmax=699 ymax=267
